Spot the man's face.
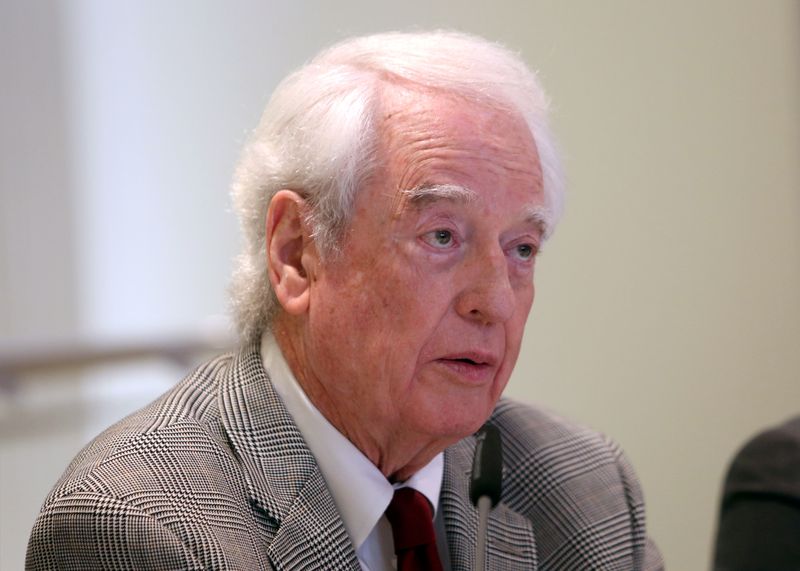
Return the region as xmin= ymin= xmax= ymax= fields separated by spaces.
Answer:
xmin=302 ymin=87 xmax=547 ymax=452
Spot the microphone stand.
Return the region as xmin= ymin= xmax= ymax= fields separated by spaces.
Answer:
xmin=470 ymin=424 xmax=503 ymax=571
xmin=475 ymin=495 xmax=492 ymax=571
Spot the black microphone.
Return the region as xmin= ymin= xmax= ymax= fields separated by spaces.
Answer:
xmin=470 ymin=424 xmax=503 ymax=571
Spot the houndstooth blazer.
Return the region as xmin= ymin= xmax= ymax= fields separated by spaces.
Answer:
xmin=27 ymin=344 xmax=663 ymax=570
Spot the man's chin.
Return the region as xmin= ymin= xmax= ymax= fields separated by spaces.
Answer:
xmin=418 ymin=405 xmax=496 ymax=446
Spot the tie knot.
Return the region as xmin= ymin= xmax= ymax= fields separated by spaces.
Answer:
xmin=385 ymin=488 xmax=436 ymax=550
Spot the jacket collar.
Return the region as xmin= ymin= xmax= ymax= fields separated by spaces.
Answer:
xmin=218 ymin=344 xmax=360 ymax=570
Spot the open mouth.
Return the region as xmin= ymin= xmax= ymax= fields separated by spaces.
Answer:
xmin=438 ymin=351 xmax=496 ymax=367
xmin=449 ymin=357 xmax=482 ymax=365
xmin=435 ymin=354 xmax=496 ymax=382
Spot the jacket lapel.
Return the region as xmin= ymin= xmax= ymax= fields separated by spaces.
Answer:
xmin=218 ymin=345 xmax=360 ymax=571
xmin=443 ymin=435 xmax=538 ymax=571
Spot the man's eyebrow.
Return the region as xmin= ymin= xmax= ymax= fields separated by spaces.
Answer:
xmin=523 ymin=205 xmax=553 ymax=240
xmin=400 ymin=184 xmax=553 ymax=239
xmin=401 ymin=184 xmax=477 ymax=206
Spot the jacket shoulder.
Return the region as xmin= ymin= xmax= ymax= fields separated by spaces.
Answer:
xmin=47 ymin=353 xmax=234 ymax=496
xmin=722 ymin=414 xmax=800 ymax=501
xmin=26 ymin=352 xmax=270 ymax=570
xmin=490 ymin=399 xmax=630 ymax=509
xmin=490 ymin=399 xmax=663 ymax=570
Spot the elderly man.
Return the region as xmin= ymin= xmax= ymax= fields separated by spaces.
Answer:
xmin=27 ymin=31 xmax=662 ymax=570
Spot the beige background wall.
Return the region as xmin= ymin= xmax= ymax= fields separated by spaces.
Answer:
xmin=506 ymin=3 xmax=800 ymax=569
xmin=2 ymin=1 xmax=798 ymax=569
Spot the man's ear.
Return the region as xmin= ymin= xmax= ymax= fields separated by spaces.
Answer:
xmin=266 ymin=190 xmax=317 ymax=315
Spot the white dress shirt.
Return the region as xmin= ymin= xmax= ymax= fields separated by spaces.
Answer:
xmin=261 ymin=333 xmax=445 ymax=571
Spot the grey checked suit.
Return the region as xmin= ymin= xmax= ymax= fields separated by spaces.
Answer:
xmin=27 ymin=344 xmax=663 ymax=570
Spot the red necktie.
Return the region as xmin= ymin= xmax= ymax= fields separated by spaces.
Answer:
xmin=385 ymin=488 xmax=444 ymax=571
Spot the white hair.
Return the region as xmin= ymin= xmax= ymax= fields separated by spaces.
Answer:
xmin=230 ymin=30 xmax=565 ymax=343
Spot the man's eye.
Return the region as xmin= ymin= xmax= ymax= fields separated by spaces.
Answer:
xmin=434 ymin=229 xmax=453 ymax=245
xmin=422 ymin=229 xmax=456 ymax=249
xmin=515 ymin=244 xmax=535 ymax=260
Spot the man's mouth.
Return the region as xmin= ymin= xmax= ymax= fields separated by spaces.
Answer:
xmin=439 ymin=351 xmax=497 ymax=366
xmin=435 ymin=352 xmax=498 ymax=382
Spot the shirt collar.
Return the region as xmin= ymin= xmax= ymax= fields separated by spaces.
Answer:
xmin=260 ymin=332 xmax=444 ymax=551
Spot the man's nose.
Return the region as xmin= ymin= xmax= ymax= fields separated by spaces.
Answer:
xmin=454 ymin=248 xmax=515 ymax=325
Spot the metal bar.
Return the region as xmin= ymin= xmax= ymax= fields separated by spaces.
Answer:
xmin=0 ymin=329 xmax=236 ymax=390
